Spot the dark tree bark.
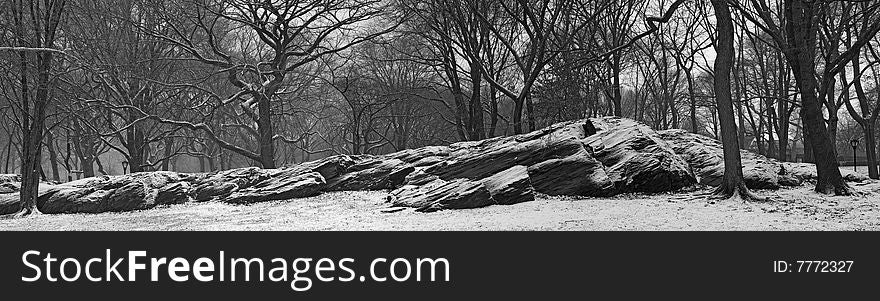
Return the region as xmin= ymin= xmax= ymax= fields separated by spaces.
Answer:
xmin=776 ymin=52 xmax=791 ymax=162
xmin=802 ymin=131 xmax=813 ymax=162
xmin=3 ymin=138 xmax=12 ymax=173
xmin=10 ymin=0 xmax=67 ymax=217
xmin=161 ymin=137 xmax=174 ymax=171
xmin=71 ymin=129 xmax=96 ymax=178
xmin=734 ymin=42 xmax=747 ymax=148
xmin=125 ymin=120 xmax=147 ymax=173
xmin=95 ymin=156 xmax=107 ymax=176
xmin=467 ymin=64 xmax=485 ymax=140
xmin=687 ymin=71 xmax=698 ymax=133
xmin=710 ymin=0 xmax=762 ymax=201
xmin=45 ymin=130 xmax=60 ymax=182
xmin=612 ymin=55 xmax=623 ymax=117
xmin=782 ymin=0 xmax=850 ymax=195
xmin=256 ymin=94 xmax=276 ymax=169
xmin=488 ymin=86 xmax=499 ymax=137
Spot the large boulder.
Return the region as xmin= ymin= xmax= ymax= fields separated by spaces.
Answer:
xmin=422 ymin=121 xmax=587 ymax=180
xmin=587 ymin=118 xmax=696 ymax=193
xmin=0 ymin=182 xmax=18 ymax=194
xmin=390 ymin=178 xmax=493 ymax=212
xmin=192 ymin=167 xmax=268 ymax=201
xmin=660 ymin=129 xmax=790 ymax=189
xmin=482 ymin=165 xmax=534 ymax=205
xmin=0 ymin=193 xmax=20 ymax=215
xmin=389 ymin=165 xmax=535 ymax=212
xmin=0 ymin=174 xmax=20 ymax=194
xmin=781 ymin=162 xmax=869 ymax=183
xmin=155 ymin=182 xmax=192 ymax=205
xmin=37 ymin=178 xmax=147 ymax=214
xmin=386 ymin=117 xmax=697 ymax=210
xmin=526 ymin=147 xmax=613 ymax=196
xmin=0 ymin=174 xmax=19 ymax=184
xmin=387 ymin=146 xmax=450 ymax=166
xmin=325 ymin=157 xmax=414 ymax=191
xmin=288 ymin=155 xmax=357 ymax=180
xmin=36 ymin=172 xmax=192 ymax=214
xmin=224 ymin=171 xmax=325 ymax=204
xmin=657 ymin=129 xmax=867 ymax=189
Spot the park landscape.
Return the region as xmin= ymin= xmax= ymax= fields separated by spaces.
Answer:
xmin=2 ymin=0 xmax=880 ymax=230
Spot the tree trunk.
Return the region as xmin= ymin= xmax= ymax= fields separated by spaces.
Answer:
xmin=802 ymin=131 xmax=813 ymax=163
xmin=19 ymin=50 xmax=55 ymax=215
xmin=351 ymin=119 xmax=361 ymax=155
xmin=612 ymin=55 xmax=623 ymax=117
xmin=95 ymin=156 xmax=107 ymax=176
xmin=45 ymin=130 xmax=60 ymax=182
xmin=79 ymin=153 xmax=95 ymax=178
xmin=735 ymin=82 xmax=746 ymax=148
xmin=824 ymin=79 xmax=839 ymax=154
xmin=712 ymin=107 xmax=719 ymax=139
xmin=126 ymin=120 xmax=147 ymax=173
xmin=783 ymin=0 xmax=849 ymax=195
xmin=710 ymin=0 xmax=759 ymax=200
xmin=161 ymin=137 xmax=173 ymax=171
xmin=257 ymin=94 xmax=275 ymax=168
xmin=488 ymin=86 xmax=498 ymax=138
xmin=469 ymin=65 xmax=485 ymax=140
xmin=798 ymin=83 xmax=847 ymax=194
xmin=776 ymin=52 xmax=790 ymax=162
xmin=687 ymin=71 xmax=698 ymax=133
xmin=208 ymin=155 xmax=216 ymax=172
xmin=513 ymin=95 xmax=524 ymax=134
xmin=866 ymin=123 xmax=879 ymax=179
xmin=846 ymin=56 xmax=879 ymax=179
xmin=766 ymin=96 xmax=776 ymax=159
xmin=733 ymin=45 xmax=746 ymax=147
xmin=526 ymin=94 xmax=536 ymax=132
xmin=3 ymin=137 xmax=11 ymax=173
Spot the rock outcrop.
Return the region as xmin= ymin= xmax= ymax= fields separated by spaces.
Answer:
xmin=659 ymin=129 xmax=803 ymax=189
xmin=657 ymin=129 xmax=872 ymax=189
xmin=400 ymin=118 xmax=695 ymax=196
xmin=780 ymin=162 xmax=870 ymax=183
xmin=587 ymin=118 xmax=695 ymax=193
xmin=0 ymin=193 xmax=19 ymax=215
xmin=1 ymin=117 xmax=867 ymax=215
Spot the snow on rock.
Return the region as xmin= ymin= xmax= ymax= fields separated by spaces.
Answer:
xmin=587 ymin=118 xmax=696 ymax=193
xmin=659 ymin=129 xmax=804 ymax=189
xmin=3 ymin=117 xmax=863 ymax=215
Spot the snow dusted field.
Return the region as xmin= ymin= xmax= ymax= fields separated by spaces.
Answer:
xmin=3 ymin=181 xmax=879 ymax=231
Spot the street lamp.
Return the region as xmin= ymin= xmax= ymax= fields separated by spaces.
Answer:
xmin=122 ymin=161 xmax=129 ymax=175
xmin=850 ymin=139 xmax=860 ymax=172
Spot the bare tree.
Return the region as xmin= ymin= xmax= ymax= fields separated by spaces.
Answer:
xmin=735 ymin=0 xmax=880 ymax=194
xmin=140 ymin=0 xmax=396 ymax=168
xmin=711 ymin=0 xmax=762 ymax=201
xmin=842 ymin=31 xmax=880 ymax=179
xmin=0 ymin=0 xmax=67 ymax=216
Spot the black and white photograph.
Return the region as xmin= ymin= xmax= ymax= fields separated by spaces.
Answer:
xmin=0 ymin=0 xmax=877 ymax=297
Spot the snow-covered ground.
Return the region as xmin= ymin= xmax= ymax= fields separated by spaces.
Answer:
xmin=3 ymin=181 xmax=879 ymax=231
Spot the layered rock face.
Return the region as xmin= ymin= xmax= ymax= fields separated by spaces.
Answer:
xmin=659 ymin=129 xmax=803 ymax=189
xmin=0 ymin=117 xmax=862 ymax=215
xmin=657 ymin=129 xmax=870 ymax=189
xmin=386 ymin=117 xmax=696 ymax=211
